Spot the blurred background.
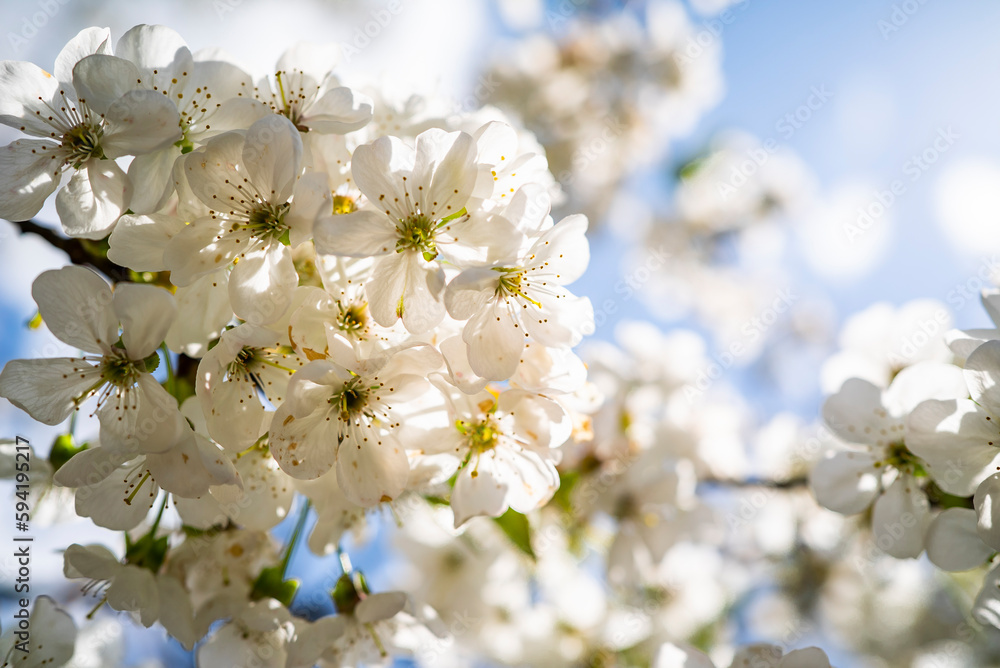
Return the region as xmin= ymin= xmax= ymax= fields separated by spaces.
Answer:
xmin=1 ymin=0 xmax=1000 ymax=666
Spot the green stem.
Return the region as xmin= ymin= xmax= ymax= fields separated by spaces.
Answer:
xmin=161 ymin=343 xmax=175 ymax=397
xmin=149 ymin=495 xmax=169 ymax=537
xmin=280 ymin=499 xmax=312 ymax=578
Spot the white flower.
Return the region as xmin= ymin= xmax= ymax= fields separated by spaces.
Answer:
xmin=196 ymin=323 xmax=305 ymax=452
xmin=0 ymin=596 xmax=76 ymax=668
xmin=255 ymin=43 xmax=373 ymax=134
xmin=164 ymin=114 xmax=329 ymax=324
xmin=313 ymin=128 xmax=482 ymax=334
xmin=412 ymin=384 xmax=570 ymax=526
xmin=907 ymin=341 xmax=1000 ymax=496
xmin=0 ymin=27 xmax=182 ymax=236
xmin=62 ymin=543 xmax=198 ymax=650
xmin=54 ymin=428 xmax=239 ymax=530
xmin=197 ymin=599 xmax=294 ymax=668
xmin=811 ymin=362 xmax=967 ymax=558
xmin=0 ymin=266 xmax=186 ymax=454
xmin=269 ymin=344 xmax=441 ymax=505
xmin=445 ymin=213 xmax=593 ymax=379
xmin=317 ymin=576 xmax=447 ymax=668
xmin=654 ymin=642 xmax=832 ymax=668
xmin=112 ymin=24 xmax=269 ymax=213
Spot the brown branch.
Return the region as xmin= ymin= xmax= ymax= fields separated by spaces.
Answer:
xmin=10 ymin=219 xmax=130 ymax=281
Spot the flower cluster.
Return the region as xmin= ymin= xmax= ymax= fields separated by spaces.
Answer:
xmin=0 ymin=23 xmax=598 ymax=665
xmin=810 ymin=292 xmax=1000 ymax=628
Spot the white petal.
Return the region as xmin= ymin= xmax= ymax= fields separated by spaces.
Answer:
xmin=973 ymin=562 xmax=1000 ymax=629
xmin=75 ymin=461 xmax=155 ymax=530
xmin=63 ymin=543 xmax=119 ymax=580
xmin=356 ymin=592 xmax=407 ymax=624
xmin=228 ymin=243 xmax=297 ymax=325
xmin=463 ymin=301 xmax=524 ymax=381
xmin=269 ymin=400 xmax=341 ymax=480
xmin=527 ymin=213 xmax=590 ymax=284
xmin=303 ymin=84 xmax=373 ymax=134
xmin=870 ymin=475 xmax=930 ymax=559
xmin=0 ymin=61 xmax=60 ymax=136
xmin=974 ymin=473 xmax=1000 ymax=549
xmin=102 ymin=89 xmax=182 ymax=158
xmin=56 ymin=161 xmax=128 ymax=239
xmin=412 ymin=129 xmax=477 ymax=219
xmin=53 ymin=442 xmax=127 ymax=487
xmin=882 ymin=360 xmax=968 ymax=414
xmin=115 ymin=283 xmax=177 ymax=359
xmin=906 ymin=398 xmax=1000 ymax=496
xmin=336 ymin=428 xmax=409 ymax=507
xmin=158 ymin=575 xmax=198 ymax=650
xmin=115 ymin=24 xmax=190 ymax=73
xmin=313 ymin=210 xmax=398 ymax=257
xmin=223 ymin=447 xmax=293 ymax=530
xmin=32 ymin=265 xmax=116 ymax=353
xmin=106 ymin=565 xmax=160 ymax=626
xmin=0 ymin=357 xmax=102 ymax=425
xmin=366 ymin=252 xmax=446 ymax=334
xmin=821 ymin=378 xmax=894 ymax=446
xmin=72 ymin=54 xmax=141 ymax=115
xmin=18 ymin=597 xmax=77 ymax=668
xmin=444 ymin=266 xmax=496 ymax=320
xmin=98 ymin=375 xmax=185 ymax=455
xmin=165 ymin=270 xmax=233 ymax=358
xmin=54 ymin=27 xmax=111 ymax=83
xmin=779 ymin=648 xmax=832 ymax=668
xmin=452 ymin=455 xmax=511 ymax=527
xmin=965 ymin=340 xmax=1000 ymax=413
xmin=351 ymin=135 xmax=413 ymax=220
xmin=653 ymin=643 xmax=715 ymax=668
xmin=163 ymin=216 xmax=241 ymax=285
xmin=126 ymin=147 xmax=181 ymax=213
xmin=925 ymin=507 xmax=993 ymax=571
xmin=0 ymin=139 xmax=61 ymax=220
xmin=108 ymin=213 xmax=187 ymax=271
xmin=808 ymin=451 xmax=880 ymax=515
xmin=243 ymin=114 xmax=302 ymax=204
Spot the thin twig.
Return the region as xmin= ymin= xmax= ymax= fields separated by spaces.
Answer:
xmin=9 ymin=219 xmax=130 ymax=281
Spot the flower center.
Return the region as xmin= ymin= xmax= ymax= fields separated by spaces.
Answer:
xmin=100 ymin=351 xmax=142 ymax=388
xmin=336 ymin=302 xmax=368 ymax=335
xmin=61 ymin=123 xmax=104 ymax=168
xmin=330 ymin=377 xmax=373 ymax=421
xmin=396 ymin=214 xmax=438 ymax=261
xmin=332 ymin=195 xmax=357 ymax=215
xmin=458 ymin=417 xmax=500 ymax=453
xmin=245 ymin=203 xmax=291 ymax=243
xmin=493 ymin=267 xmax=541 ymax=307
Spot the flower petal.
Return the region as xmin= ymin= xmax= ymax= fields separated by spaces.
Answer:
xmin=32 ymin=265 xmax=116 ymax=353
xmin=115 ymin=282 xmax=177 ymax=359
xmin=55 ymin=160 xmax=128 ymax=239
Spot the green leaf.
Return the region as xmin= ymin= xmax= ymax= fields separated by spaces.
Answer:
xmin=48 ymin=434 xmax=88 ymax=473
xmin=143 ymin=352 xmax=161 ymax=374
xmin=493 ymin=508 xmax=536 ymax=560
xmin=250 ymin=565 xmax=299 ymax=607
